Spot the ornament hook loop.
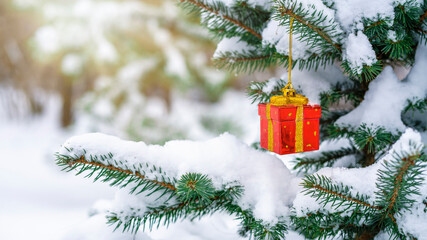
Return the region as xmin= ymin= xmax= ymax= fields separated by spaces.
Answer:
xmin=282 ymin=82 xmax=296 ymax=97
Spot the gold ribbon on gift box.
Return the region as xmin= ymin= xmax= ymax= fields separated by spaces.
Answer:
xmin=265 ymin=17 xmax=309 ymax=153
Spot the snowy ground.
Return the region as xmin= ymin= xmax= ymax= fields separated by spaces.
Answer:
xmin=0 ymin=99 xmax=116 ymax=240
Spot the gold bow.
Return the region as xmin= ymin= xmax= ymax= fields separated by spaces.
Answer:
xmin=270 ymin=82 xmax=308 ymax=106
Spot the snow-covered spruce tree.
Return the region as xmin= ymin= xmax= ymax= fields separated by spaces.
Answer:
xmin=56 ymin=0 xmax=427 ymax=239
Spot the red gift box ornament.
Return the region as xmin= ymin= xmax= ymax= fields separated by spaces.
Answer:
xmin=258 ymin=17 xmax=321 ymax=155
xmin=258 ymin=83 xmax=321 ymax=155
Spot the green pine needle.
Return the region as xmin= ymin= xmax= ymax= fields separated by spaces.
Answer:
xmin=274 ymin=0 xmax=343 ymax=53
xmin=293 ymin=146 xmax=360 ymax=173
xmin=353 ymin=124 xmax=398 ymax=155
xmin=247 ymin=78 xmax=287 ymax=104
xmin=341 ymin=61 xmax=383 ymax=83
xmin=375 ymin=143 xmax=426 ymax=230
xmin=55 ymin=150 xmax=177 ymax=200
xmin=302 ymin=174 xmax=380 ymax=213
xmin=320 ymin=80 xmax=364 ymax=110
xmin=403 ymin=97 xmax=427 ymax=113
xmin=213 ymin=49 xmax=278 ymax=73
xmin=176 ymin=173 xmax=216 ymax=204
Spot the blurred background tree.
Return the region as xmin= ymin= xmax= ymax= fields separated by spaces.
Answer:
xmin=1 ymin=0 xmax=276 ymax=143
xmin=0 ymin=0 xmax=44 ymax=119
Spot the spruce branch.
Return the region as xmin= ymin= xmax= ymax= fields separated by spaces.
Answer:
xmin=302 ymin=174 xmax=380 ymax=212
xmin=375 ymin=143 xmax=426 ymax=230
xmin=341 ymin=60 xmax=383 ymax=83
xmin=363 ymin=19 xmax=389 ymax=42
xmin=274 ymin=0 xmax=343 ymax=53
xmin=228 ymin=203 xmax=287 ymax=240
xmin=381 ymin=35 xmax=416 ymax=63
xmin=325 ymin=124 xmax=355 ymax=140
xmin=107 ymin=202 xmax=188 ymax=233
xmin=56 ymin=152 xmax=177 ymax=196
xmin=213 ymin=50 xmax=277 ymax=73
xmin=326 ymin=124 xmax=399 ymax=153
xmin=353 ymin=124 xmax=398 ymax=157
xmin=393 ymin=2 xmax=427 ymax=48
xmin=394 ymin=2 xmax=423 ymax=30
xmin=250 ymin=142 xmax=269 ymax=152
xmin=247 ymin=78 xmax=287 ymax=104
xmin=297 ymin=143 xmax=426 ymax=239
xmin=270 ymin=51 xmax=339 ymax=71
xmin=291 ymin=211 xmax=369 ymax=240
xmin=176 ymin=172 xmax=216 ymax=205
xmin=350 ymin=124 xmax=398 ymax=166
xmin=402 ymin=97 xmax=427 ymax=132
xmin=106 ymin=176 xmax=244 ymax=234
xmin=319 ymin=111 xmax=350 ymax=140
xmin=320 ymin=81 xmax=364 ymax=110
xmin=403 ymin=97 xmax=427 ymax=113
xmin=293 ymin=146 xmax=359 ymax=173
xmin=57 ymin=143 xmax=288 ymax=239
xmin=107 ymin=183 xmax=287 ymax=240
xmin=293 ymin=51 xmax=340 ymax=70
xmin=179 ymin=0 xmax=265 ymax=40
xmin=324 ymin=124 xmax=399 ymax=167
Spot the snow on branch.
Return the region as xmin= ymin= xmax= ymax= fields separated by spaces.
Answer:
xmin=57 ymin=133 xmax=296 ymax=224
xmin=213 ymin=37 xmax=276 ymax=72
xmin=343 ymin=31 xmax=378 ymax=75
xmin=302 ymin=174 xmax=381 ymax=211
xmin=57 ymin=151 xmax=177 ymax=196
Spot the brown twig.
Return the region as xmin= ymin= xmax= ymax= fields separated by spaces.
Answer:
xmin=181 ymin=0 xmax=262 ymax=40
xmin=415 ymin=28 xmax=427 ymax=34
xmin=149 ymin=202 xmax=187 ymax=215
xmin=72 ymin=156 xmax=177 ymax=191
xmin=385 ymin=154 xmax=419 ymax=221
xmin=420 ymin=10 xmax=427 ymax=22
xmin=363 ymin=20 xmax=385 ymax=41
xmin=367 ymin=20 xmax=385 ymax=29
xmin=412 ymin=10 xmax=427 ymax=35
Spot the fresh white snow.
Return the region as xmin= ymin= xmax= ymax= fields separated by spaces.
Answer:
xmin=343 ymin=31 xmax=377 ymax=74
xmin=337 ymin=45 xmax=427 ymax=132
xmin=213 ymin=37 xmax=257 ymax=59
xmin=332 ymin=0 xmax=396 ymax=31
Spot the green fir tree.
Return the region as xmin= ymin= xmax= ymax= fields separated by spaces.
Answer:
xmin=56 ymin=0 xmax=427 ymax=239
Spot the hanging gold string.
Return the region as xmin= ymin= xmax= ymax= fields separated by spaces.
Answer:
xmin=289 ymin=17 xmax=294 ymax=86
xmin=288 ymin=17 xmax=304 ymax=152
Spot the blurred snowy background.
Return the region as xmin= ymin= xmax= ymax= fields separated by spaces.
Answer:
xmin=0 ymin=0 xmax=280 ymax=239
